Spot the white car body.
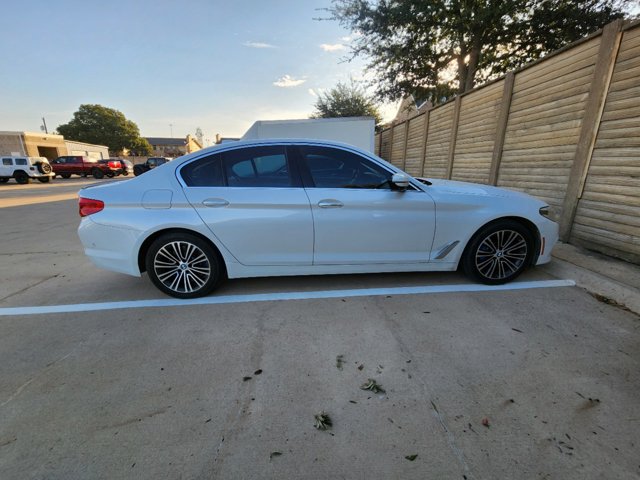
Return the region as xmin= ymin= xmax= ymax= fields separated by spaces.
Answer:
xmin=78 ymin=139 xmax=558 ymax=294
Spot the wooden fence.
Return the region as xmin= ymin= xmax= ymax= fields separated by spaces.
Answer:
xmin=375 ymin=19 xmax=640 ymax=264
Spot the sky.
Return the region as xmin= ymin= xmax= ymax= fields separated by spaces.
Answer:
xmin=0 ymin=0 xmax=398 ymax=145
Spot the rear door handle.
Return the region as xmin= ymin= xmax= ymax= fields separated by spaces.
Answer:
xmin=202 ymin=198 xmax=229 ymax=208
xmin=318 ymin=199 xmax=343 ymax=208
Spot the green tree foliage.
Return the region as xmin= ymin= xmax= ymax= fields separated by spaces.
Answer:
xmin=329 ymin=0 xmax=631 ymax=104
xmin=311 ymin=80 xmax=383 ymax=126
xmin=57 ymin=104 xmax=151 ymax=154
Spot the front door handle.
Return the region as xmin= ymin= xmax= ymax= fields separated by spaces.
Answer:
xmin=202 ymin=198 xmax=229 ymax=208
xmin=318 ymin=199 xmax=343 ymax=208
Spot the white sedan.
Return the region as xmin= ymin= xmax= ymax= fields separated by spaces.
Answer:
xmin=77 ymin=139 xmax=559 ymax=298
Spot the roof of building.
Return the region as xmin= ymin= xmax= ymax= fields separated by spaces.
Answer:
xmin=145 ymin=137 xmax=186 ymax=146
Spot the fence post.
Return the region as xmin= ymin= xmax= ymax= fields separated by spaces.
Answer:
xmin=402 ymin=118 xmax=411 ymax=170
xmin=387 ymin=123 xmax=395 ymax=163
xmin=489 ymin=72 xmax=515 ymax=186
xmin=559 ymin=20 xmax=624 ymax=241
xmin=377 ymin=129 xmax=383 ymax=156
xmin=420 ymin=111 xmax=430 ymax=176
xmin=446 ymin=96 xmax=462 ymax=179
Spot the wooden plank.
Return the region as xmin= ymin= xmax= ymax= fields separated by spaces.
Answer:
xmin=515 ymin=54 xmax=597 ymax=93
xmin=514 ymin=38 xmax=600 ymax=84
xmin=511 ymin=74 xmax=593 ymax=108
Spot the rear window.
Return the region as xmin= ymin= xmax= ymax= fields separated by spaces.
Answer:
xmin=2 ymin=158 xmax=12 ymax=166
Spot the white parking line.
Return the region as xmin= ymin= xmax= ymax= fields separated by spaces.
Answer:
xmin=0 ymin=279 xmax=575 ymax=317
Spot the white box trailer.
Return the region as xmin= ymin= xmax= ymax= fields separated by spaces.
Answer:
xmin=241 ymin=117 xmax=376 ymax=152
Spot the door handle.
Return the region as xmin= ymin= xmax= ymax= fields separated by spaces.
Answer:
xmin=318 ymin=199 xmax=343 ymax=208
xmin=202 ymin=198 xmax=229 ymax=208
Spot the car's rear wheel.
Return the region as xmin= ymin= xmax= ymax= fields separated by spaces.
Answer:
xmin=37 ymin=177 xmax=51 ymax=183
xmin=146 ymin=233 xmax=223 ymax=298
xmin=92 ymin=168 xmax=104 ymax=179
xmin=14 ymin=171 xmax=30 ymax=184
xmin=462 ymin=220 xmax=534 ymax=285
xmin=0 ymin=178 xmax=9 ymax=183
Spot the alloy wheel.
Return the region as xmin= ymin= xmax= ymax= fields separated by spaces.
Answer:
xmin=153 ymin=241 xmax=212 ymax=294
xmin=475 ymin=229 xmax=528 ymax=281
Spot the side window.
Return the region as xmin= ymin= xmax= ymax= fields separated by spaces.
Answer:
xmin=298 ymin=146 xmax=391 ymax=189
xmin=223 ymin=146 xmax=291 ymax=187
xmin=181 ymin=153 xmax=224 ymax=187
xmin=15 ymin=158 xmax=27 ymax=166
xmin=2 ymin=158 xmax=13 ymax=166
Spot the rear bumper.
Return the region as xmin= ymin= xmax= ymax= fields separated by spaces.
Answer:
xmin=78 ymin=218 xmax=142 ymax=276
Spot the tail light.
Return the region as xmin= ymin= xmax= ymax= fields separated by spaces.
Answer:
xmin=79 ymin=197 xmax=104 ymax=217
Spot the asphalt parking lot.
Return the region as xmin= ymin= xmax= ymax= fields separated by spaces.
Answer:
xmin=1 ymin=178 xmax=639 ymax=479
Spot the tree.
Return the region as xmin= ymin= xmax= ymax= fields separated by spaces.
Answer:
xmin=57 ymin=104 xmax=151 ymax=154
xmin=329 ymin=0 xmax=631 ymax=104
xmin=311 ymin=80 xmax=383 ymax=126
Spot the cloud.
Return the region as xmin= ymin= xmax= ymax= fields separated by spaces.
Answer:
xmin=273 ymin=75 xmax=307 ymax=88
xmin=320 ymin=43 xmax=346 ymax=52
xmin=308 ymin=88 xmax=318 ymax=97
xmin=243 ymin=41 xmax=276 ymax=49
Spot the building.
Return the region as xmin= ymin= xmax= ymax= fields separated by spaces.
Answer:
xmin=145 ymin=135 xmax=202 ymax=158
xmin=0 ymin=131 xmax=109 ymax=160
xmin=64 ymin=140 xmax=109 ymax=160
xmin=0 ymin=131 xmax=66 ymax=160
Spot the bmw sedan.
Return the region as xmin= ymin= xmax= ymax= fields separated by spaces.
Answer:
xmin=77 ymin=139 xmax=559 ymax=298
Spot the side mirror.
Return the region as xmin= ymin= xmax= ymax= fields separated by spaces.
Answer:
xmin=392 ymin=173 xmax=410 ymax=190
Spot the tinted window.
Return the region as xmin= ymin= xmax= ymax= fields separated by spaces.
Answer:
xmin=2 ymin=158 xmax=12 ymax=166
xmin=298 ymin=146 xmax=391 ymax=189
xmin=224 ymin=146 xmax=291 ymax=187
xmin=15 ymin=158 xmax=27 ymax=166
xmin=181 ymin=153 xmax=224 ymax=187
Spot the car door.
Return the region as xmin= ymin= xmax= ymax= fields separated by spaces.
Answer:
xmin=292 ymin=145 xmax=436 ymax=265
xmin=180 ymin=145 xmax=314 ymax=266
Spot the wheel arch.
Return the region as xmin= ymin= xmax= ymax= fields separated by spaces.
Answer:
xmin=459 ymin=216 xmax=541 ymax=269
xmin=137 ymin=227 xmax=228 ymax=276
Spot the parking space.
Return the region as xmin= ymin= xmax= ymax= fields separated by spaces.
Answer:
xmin=0 ymin=182 xmax=639 ymax=479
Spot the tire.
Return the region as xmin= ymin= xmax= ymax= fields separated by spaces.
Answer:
xmin=145 ymin=233 xmax=223 ymax=298
xmin=14 ymin=171 xmax=30 ymax=184
xmin=60 ymin=173 xmax=71 ymax=179
xmin=133 ymin=164 xmax=146 ymax=176
xmin=37 ymin=177 xmax=51 ymax=183
xmin=92 ymin=168 xmax=104 ymax=179
xmin=0 ymin=178 xmax=9 ymax=183
xmin=36 ymin=162 xmax=52 ymax=174
xmin=461 ymin=220 xmax=534 ymax=285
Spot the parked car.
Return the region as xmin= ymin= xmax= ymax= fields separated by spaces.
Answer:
xmin=117 ymin=159 xmax=134 ymax=176
xmin=51 ymin=155 xmax=113 ymax=179
xmin=77 ymin=139 xmax=559 ymax=298
xmin=133 ymin=157 xmax=171 ymax=176
xmin=0 ymin=156 xmax=55 ymax=184
xmin=98 ymin=159 xmax=123 ymax=177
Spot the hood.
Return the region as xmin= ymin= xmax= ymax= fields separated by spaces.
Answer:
xmin=418 ymin=178 xmax=535 ymax=200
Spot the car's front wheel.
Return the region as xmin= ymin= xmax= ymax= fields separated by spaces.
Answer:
xmin=92 ymin=168 xmax=104 ymax=179
xmin=145 ymin=233 xmax=223 ymax=298
xmin=462 ymin=220 xmax=534 ymax=285
xmin=37 ymin=177 xmax=51 ymax=183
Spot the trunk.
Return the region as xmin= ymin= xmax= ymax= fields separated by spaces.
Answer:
xmin=457 ymin=55 xmax=468 ymax=94
xmin=465 ymin=44 xmax=481 ymax=92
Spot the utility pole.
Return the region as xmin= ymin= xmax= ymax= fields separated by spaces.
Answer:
xmin=41 ymin=117 xmax=48 ymax=134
